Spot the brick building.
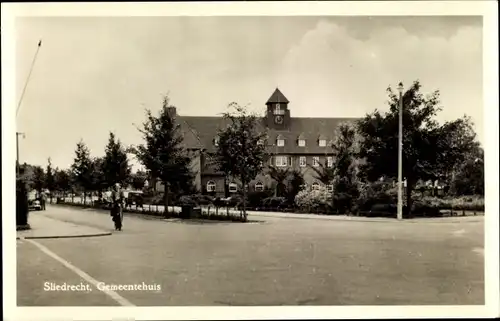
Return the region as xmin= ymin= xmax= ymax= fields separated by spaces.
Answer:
xmin=164 ymin=88 xmax=358 ymax=197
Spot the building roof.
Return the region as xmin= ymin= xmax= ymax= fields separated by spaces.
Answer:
xmin=266 ymin=88 xmax=289 ymax=104
xmin=178 ymin=115 xmax=359 ymax=154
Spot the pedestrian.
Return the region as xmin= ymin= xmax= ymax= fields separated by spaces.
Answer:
xmin=110 ymin=183 xmax=125 ymax=231
xmin=40 ymin=192 xmax=46 ymax=210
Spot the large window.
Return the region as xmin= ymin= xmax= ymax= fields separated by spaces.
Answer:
xmin=206 ymin=181 xmax=216 ymax=192
xmin=229 ymin=182 xmax=238 ymax=193
xmin=255 ymin=181 xmax=264 ymax=192
xmin=312 ymin=156 xmax=320 ymax=167
xmin=299 ymin=156 xmax=307 ymax=167
xmin=275 ymin=156 xmax=288 ymax=167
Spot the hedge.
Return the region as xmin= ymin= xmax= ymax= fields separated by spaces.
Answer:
xmin=55 ymin=199 xmax=248 ymax=222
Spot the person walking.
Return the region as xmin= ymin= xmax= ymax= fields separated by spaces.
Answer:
xmin=40 ymin=192 xmax=47 ymax=210
xmin=110 ymin=183 xmax=125 ymax=231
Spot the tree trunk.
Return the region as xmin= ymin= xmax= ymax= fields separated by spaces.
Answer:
xmin=164 ymin=182 xmax=169 ymax=216
xmin=405 ymin=179 xmax=414 ymax=219
xmin=242 ymin=181 xmax=247 ymax=221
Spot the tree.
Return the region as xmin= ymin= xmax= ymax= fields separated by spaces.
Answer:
xmin=331 ymin=123 xmax=359 ymax=214
xmin=45 ymin=158 xmax=56 ymax=202
xmin=32 ymin=165 xmax=45 ymax=196
xmin=287 ymin=169 xmax=305 ymax=206
xmin=71 ymin=140 xmax=93 ymax=204
xmin=130 ymin=95 xmax=195 ymax=212
xmin=102 ymin=132 xmax=131 ymax=189
xmin=213 ymin=102 xmax=270 ymax=220
xmin=434 ymin=115 xmax=483 ymax=189
xmin=309 ymin=162 xmax=335 ymax=185
xmin=267 ymin=166 xmax=290 ymax=197
xmin=54 ymin=168 xmax=71 ymax=196
xmin=130 ymin=170 xmax=148 ymax=190
xmin=90 ymin=157 xmax=106 ymax=199
xmin=357 ymin=80 xmax=481 ymax=217
xmin=450 ymin=147 xmax=484 ymax=196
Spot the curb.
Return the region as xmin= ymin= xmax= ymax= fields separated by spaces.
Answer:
xmin=248 ymin=213 xmax=484 ymax=224
xmin=16 ymin=232 xmax=112 ymax=240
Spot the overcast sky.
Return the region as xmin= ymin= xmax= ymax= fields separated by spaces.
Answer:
xmin=15 ymin=16 xmax=483 ymax=171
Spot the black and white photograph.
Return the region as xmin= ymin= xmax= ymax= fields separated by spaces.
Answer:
xmin=3 ymin=1 xmax=499 ymax=320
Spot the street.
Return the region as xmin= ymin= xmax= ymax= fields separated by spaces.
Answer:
xmin=17 ymin=205 xmax=484 ymax=306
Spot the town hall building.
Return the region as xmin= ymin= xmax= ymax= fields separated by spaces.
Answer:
xmin=166 ymin=88 xmax=358 ymax=197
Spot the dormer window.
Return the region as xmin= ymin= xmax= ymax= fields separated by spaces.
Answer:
xmin=318 ymin=139 xmax=327 ymax=147
xmin=276 ymin=135 xmax=285 ymax=147
xmin=298 ymin=139 xmax=306 ymax=147
xmin=214 ymin=136 xmax=219 ymax=146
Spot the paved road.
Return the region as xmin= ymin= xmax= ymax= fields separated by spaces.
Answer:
xmin=17 ymin=205 xmax=484 ymax=306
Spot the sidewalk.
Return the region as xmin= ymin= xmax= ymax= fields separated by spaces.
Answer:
xmin=16 ymin=212 xmax=112 ymax=240
xmin=246 ymin=210 xmax=485 ymax=223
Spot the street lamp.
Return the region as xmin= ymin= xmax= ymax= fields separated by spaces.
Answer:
xmin=397 ymin=82 xmax=404 ymax=220
xmin=16 ymin=132 xmax=26 ymax=175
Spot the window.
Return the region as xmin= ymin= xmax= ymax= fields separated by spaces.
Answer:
xmin=277 ymin=139 xmax=285 ymax=147
xmin=299 ymin=156 xmax=307 ymax=167
xmin=274 ymin=103 xmax=284 ymax=115
xmin=327 ymin=156 xmax=333 ymax=168
xmin=312 ymin=182 xmax=320 ymax=190
xmin=298 ymin=139 xmax=306 ymax=147
xmin=257 ymin=139 xmax=264 ymax=145
xmin=312 ymin=156 xmax=320 ymax=167
xmin=327 ymin=184 xmax=334 ymax=192
xmin=275 ymin=156 xmax=288 ymax=167
xmin=229 ymin=182 xmax=238 ymax=193
xmin=206 ymin=181 xmax=216 ymax=192
xmin=214 ymin=137 xmax=219 ymax=146
xmin=255 ymin=181 xmax=264 ymax=192
xmin=319 ymin=139 xmax=327 ymax=147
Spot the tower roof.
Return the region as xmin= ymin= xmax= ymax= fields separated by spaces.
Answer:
xmin=266 ymin=88 xmax=289 ymax=104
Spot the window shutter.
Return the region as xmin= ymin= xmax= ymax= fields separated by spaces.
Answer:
xmin=289 ymin=156 xmax=292 ymax=167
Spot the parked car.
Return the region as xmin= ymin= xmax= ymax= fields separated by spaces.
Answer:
xmin=28 ymin=199 xmax=42 ymax=211
xmin=125 ymin=191 xmax=144 ymax=208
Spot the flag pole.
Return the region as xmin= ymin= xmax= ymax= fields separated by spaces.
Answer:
xmin=17 ymin=40 xmax=42 ymax=116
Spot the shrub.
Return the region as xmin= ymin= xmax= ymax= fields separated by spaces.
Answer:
xmin=177 ymin=195 xmax=198 ymax=207
xmin=189 ymin=194 xmax=214 ymax=206
xmin=294 ymin=186 xmax=332 ymax=213
xmin=357 ymin=181 xmax=396 ymax=211
xmin=247 ymin=190 xmax=273 ymax=208
xmin=419 ymin=195 xmax=484 ymax=212
xmin=410 ymin=201 xmax=442 ymax=217
xmin=261 ymin=196 xmax=287 ymax=209
xmin=226 ymin=195 xmax=243 ymax=207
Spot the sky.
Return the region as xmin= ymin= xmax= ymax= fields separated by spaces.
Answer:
xmin=15 ymin=16 xmax=483 ymax=171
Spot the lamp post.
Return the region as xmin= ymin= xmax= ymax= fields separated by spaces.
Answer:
xmin=16 ymin=132 xmax=25 ymax=175
xmin=397 ymin=82 xmax=404 ymax=220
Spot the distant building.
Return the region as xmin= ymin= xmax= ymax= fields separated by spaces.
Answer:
xmin=163 ymin=88 xmax=359 ymax=197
